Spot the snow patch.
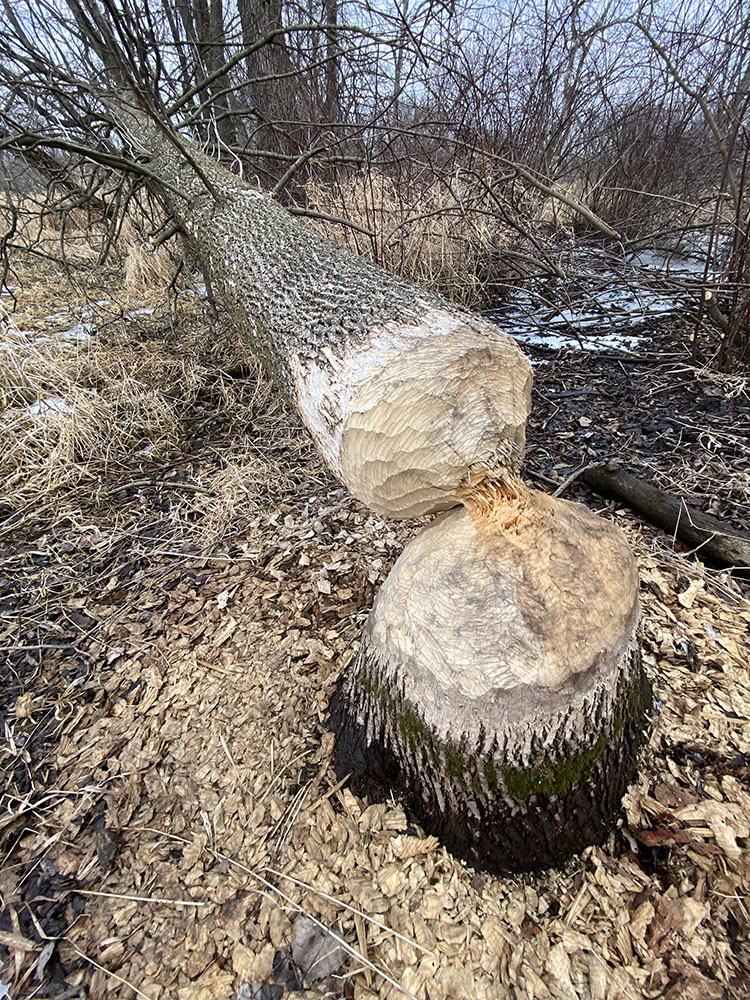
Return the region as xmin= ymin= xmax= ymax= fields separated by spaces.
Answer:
xmin=54 ymin=322 xmax=94 ymax=342
xmin=3 ymin=396 xmax=74 ymax=422
xmin=491 ymin=242 xmax=716 ymax=355
xmin=628 ymin=248 xmax=712 ymax=277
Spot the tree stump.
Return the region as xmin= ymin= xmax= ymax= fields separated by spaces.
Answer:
xmin=331 ymin=483 xmax=650 ymax=872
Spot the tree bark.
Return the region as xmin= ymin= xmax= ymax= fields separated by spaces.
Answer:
xmin=124 ymin=112 xmax=532 ymax=517
xmin=177 ymin=0 xmax=237 ymax=147
xmin=237 ymin=0 xmax=299 ymax=143
xmin=324 ymin=0 xmax=340 ymax=123
xmin=583 ymin=461 xmax=750 ymax=570
xmin=331 ymin=487 xmax=649 ymax=873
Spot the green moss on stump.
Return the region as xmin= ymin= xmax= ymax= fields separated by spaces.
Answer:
xmin=332 ymin=649 xmax=651 ymax=872
xmin=355 ymin=660 xmax=649 ymax=804
xmin=500 ymin=731 xmax=609 ymax=801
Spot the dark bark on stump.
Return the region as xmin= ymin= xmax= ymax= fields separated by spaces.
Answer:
xmin=331 ymin=648 xmax=650 ymax=873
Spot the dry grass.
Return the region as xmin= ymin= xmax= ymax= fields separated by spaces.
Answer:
xmin=2 ymin=192 xmax=183 ymax=295
xmin=0 ymin=259 xmax=321 ymax=558
xmin=303 ymin=170 xmax=529 ymax=307
xmin=120 ymin=220 xmax=182 ymax=296
xmin=1 ymin=194 xmax=109 ymax=270
xmin=0 ymin=337 xmax=182 ymax=508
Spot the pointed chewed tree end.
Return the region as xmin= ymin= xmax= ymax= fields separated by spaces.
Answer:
xmin=330 ymin=485 xmax=651 ymax=873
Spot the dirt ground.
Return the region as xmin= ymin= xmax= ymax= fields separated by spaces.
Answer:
xmin=1 ymin=270 xmax=749 ymax=1000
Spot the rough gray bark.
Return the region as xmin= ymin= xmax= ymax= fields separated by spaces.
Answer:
xmin=237 ymin=0 xmax=298 ymax=133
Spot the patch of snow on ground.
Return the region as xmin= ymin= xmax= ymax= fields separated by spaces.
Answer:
xmin=3 ymin=396 xmax=74 ymax=422
xmin=133 ymin=441 xmax=158 ymax=458
xmin=44 ymin=310 xmax=72 ymax=324
xmin=52 ymin=322 xmax=95 ymax=342
xmin=27 ymin=396 xmax=74 ymax=419
xmin=182 ymin=282 xmax=208 ymax=300
xmin=492 ymin=242 xmax=713 ymax=354
xmin=628 ymin=249 xmax=709 ymax=277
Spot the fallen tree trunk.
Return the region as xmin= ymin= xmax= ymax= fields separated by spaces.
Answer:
xmin=125 ymin=112 xmax=532 ymax=517
xmin=122 ymin=111 xmax=648 ymax=871
xmin=331 ymin=484 xmax=648 ymax=872
xmin=583 ymin=461 xmax=750 ymax=570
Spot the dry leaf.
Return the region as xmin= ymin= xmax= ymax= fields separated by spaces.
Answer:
xmin=391 ymin=834 xmax=440 ymax=860
xmin=677 ymin=579 xmax=704 ymax=609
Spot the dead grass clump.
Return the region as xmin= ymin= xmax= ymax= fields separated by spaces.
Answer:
xmin=1 ymin=194 xmax=108 ymax=268
xmin=304 ymin=170 xmax=519 ymax=307
xmin=0 ymin=289 xmax=315 ymax=552
xmin=0 ymin=334 xmax=204 ymax=511
xmin=2 ymin=194 xmax=184 ymax=290
xmin=191 ymin=457 xmax=293 ymax=548
xmin=121 ymin=222 xmax=182 ymax=295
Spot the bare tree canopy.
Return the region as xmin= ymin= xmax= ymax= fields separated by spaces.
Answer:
xmin=2 ymin=0 xmax=750 ymax=364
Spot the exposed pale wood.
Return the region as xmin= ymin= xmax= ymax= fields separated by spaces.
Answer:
xmin=336 ymin=324 xmax=530 ymax=516
xmin=119 ymin=108 xmax=532 ymax=517
xmin=583 ymin=460 xmax=750 ymax=569
xmin=331 ymin=487 xmax=648 ymax=872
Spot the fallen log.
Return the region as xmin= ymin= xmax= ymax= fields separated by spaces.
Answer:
xmin=583 ymin=461 xmax=750 ymax=570
xmin=123 ymin=110 xmax=532 ymax=518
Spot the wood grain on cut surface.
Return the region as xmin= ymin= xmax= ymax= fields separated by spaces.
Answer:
xmin=332 ymin=488 xmax=647 ymax=872
xmin=338 ymin=323 xmax=531 ymax=516
xmin=367 ymin=491 xmax=638 ymax=736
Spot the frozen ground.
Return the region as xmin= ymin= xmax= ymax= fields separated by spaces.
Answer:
xmin=0 ymin=293 xmax=160 ymax=421
xmin=491 ymin=243 xmax=717 ymax=354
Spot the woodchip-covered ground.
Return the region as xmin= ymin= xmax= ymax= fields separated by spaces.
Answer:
xmin=1 ymin=265 xmax=749 ymax=1000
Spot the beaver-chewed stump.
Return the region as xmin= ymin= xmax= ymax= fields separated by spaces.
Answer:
xmin=118 ymin=104 xmax=648 ymax=872
xmin=331 ymin=482 xmax=650 ymax=873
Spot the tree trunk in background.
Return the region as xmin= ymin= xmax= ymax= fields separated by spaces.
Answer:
xmin=324 ymin=0 xmax=340 ymax=123
xmin=177 ymin=0 xmax=237 ymax=147
xmin=238 ymin=0 xmax=299 ymax=149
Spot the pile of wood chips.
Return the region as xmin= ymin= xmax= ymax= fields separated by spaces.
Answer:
xmin=2 ymin=481 xmax=748 ymax=1000
xmin=1 ymin=279 xmax=748 ymax=999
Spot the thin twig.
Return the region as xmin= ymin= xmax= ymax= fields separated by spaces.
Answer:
xmin=76 ymin=889 xmax=205 ymax=907
xmin=67 ymin=941 xmax=155 ymax=1000
xmin=287 ymin=206 xmax=376 ymax=237
xmin=553 ymin=462 xmax=599 ymax=498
